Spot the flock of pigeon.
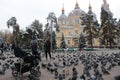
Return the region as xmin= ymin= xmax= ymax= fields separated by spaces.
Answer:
xmin=40 ymin=50 xmax=120 ymax=80
xmin=0 ymin=50 xmax=120 ymax=80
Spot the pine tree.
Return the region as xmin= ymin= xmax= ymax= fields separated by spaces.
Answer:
xmin=60 ymin=33 xmax=66 ymax=48
xmin=31 ymin=20 xmax=43 ymax=39
xmin=81 ymin=13 xmax=99 ymax=48
xmin=30 ymin=20 xmax=43 ymax=49
xmin=100 ymin=7 xmax=119 ymax=48
xmin=78 ymin=33 xmax=86 ymax=50
xmin=52 ymin=31 xmax=57 ymax=50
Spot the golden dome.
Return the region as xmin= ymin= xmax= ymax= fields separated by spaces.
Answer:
xmin=68 ymin=1 xmax=85 ymax=18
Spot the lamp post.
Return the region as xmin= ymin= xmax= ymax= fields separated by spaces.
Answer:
xmin=46 ymin=12 xmax=58 ymax=53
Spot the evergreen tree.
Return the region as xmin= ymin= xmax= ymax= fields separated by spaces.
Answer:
xmin=81 ymin=12 xmax=99 ymax=48
xmin=60 ymin=33 xmax=66 ymax=48
xmin=78 ymin=33 xmax=86 ymax=50
xmin=100 ymin=7 xmax=119 ymax=48
xmin=31 ymin=20 xmax=43 ymax=39
xmin=19 ymin=20 xmax=43 ymax=48
xmin=30 ymin=20 xmax=43 ymax=49
xmin=52 ymin=31 xmax=57 ymax=50
xmin=117 ymin=19 xmax=120 ymax=48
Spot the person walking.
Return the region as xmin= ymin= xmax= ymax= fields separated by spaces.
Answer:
xmin=44 ymin=37 xmax=51 ymax=60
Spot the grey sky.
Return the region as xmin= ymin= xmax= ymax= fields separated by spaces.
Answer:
xmin=0 ymin=0 xmax=120 ymax=31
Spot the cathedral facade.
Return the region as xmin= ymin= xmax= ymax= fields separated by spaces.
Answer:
xmin=56 ymin=1 xmax=100 ymax=48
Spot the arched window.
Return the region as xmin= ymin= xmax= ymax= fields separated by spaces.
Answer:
xmin=75 ymin=30 xmax=78 ymax=34
xmin=75 ymin=19 xmax=79 ymax=24
xmin=60 ymin=21 xmax=66 ymax=25
xmin=68 ymin=40 xmax=70 ymax=44
xmin=68 ymin=31 xmax=71 ymax=36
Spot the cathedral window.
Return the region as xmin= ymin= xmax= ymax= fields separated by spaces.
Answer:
xmin=75 ymin=30 xmax=78 ymax=34
xmin=61 ymin=21 xmax=66 ymax=25
xmin=75 ymin=19 xmax=79 ymax=24
xmin=68 ymin=31 xmax=71 ymax=36
xmin=68 ymin=40 xmax=70 ymax=44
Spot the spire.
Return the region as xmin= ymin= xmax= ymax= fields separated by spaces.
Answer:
xmin=103 ymin=0 xmax=107 ymax=4
xmin=89 ymin=3 xmax=92 ymax=11
xmin=75 ymin=0 xmax=80 ymax=9
xmin=75 ymin=0 xmax=79 ymax=7
xmin=62 ymin=4 xmax=64 ymax=14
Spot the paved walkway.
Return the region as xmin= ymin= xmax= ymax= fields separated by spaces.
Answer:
xmin=0 ymin=49 xmax=120 ymax=80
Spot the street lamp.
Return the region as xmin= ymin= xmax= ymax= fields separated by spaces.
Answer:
xmin=46 ymin=12 xmax=59 ymax=53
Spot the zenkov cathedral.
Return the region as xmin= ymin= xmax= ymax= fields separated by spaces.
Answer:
xmin=56 ymin=0 xmax=113 ymax=48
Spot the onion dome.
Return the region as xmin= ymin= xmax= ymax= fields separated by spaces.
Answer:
xmin=68 ymin=1 xmax=85 ymax=18
xmin=58 ymin=5 xmax=67 ymax=20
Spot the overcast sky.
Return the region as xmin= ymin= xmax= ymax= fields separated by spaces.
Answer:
xmin=0 ymin=0 xmax=120 ymax=31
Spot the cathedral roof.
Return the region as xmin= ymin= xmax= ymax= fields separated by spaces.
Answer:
xmin=58 ymin=14 xmax=67 ymax=20
xmin=68 ymin=1 xmax=85 ymax=18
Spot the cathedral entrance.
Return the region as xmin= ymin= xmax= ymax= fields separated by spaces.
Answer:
xmin=72 ymin=38 xmax=79 ymax=47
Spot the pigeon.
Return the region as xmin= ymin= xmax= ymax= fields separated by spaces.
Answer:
xmin=53 ymin=62 xmax=59 ymax=67
xmin=0 ymin=67 xmax=6 ymax=75
xmin=89 ymin=75 xmax=96 ymax=80
xmin=107 ymin=64 xmax=112 ymax=70
xmin=10 ymin=64 xmax=15 ymax=71
xmin=98 ymin=74 xmax=104 ymax=80
xmin=41 ymin=62 xmax=47 ymax=68
xmin=118 ymin=61 xmax=120 ymax=65
xmin=114 ymin=75 xmax=120 ymax=80
xmin=68 ymin=78 xmax=72 ymax=80
xmin=101 ymin=65 xmax=110 ymax=74
xmin=47 ymin=63 xmax=53 ymax=67
xmin=28 ymin=74 xmax=40 ymax=80
xmin=80 ymin=74 xmax=86 ymax=80
xmin=62 ymin=69 xmax=65 ymax=79
xmin=72 ymin=67 xmax=78 ymax=80
xmin=3 ymin=63 xmax=10 ymax=69
xmin=51 ymin=57 xmax=55 ymax=60
xmin=1 ymin=57 xmax=6 ymax=60
xmin=94 ymin=69 xmax=100 ymax=77
xmin=58 ymin=74 xmax=63 ymax=80
xmin=83 ymin=67 xmax=90 ymax=77
xmin=54 ymin=69 xmax=58 ymax=79
xmin=50 ymin=67 xmax=55 ymax=73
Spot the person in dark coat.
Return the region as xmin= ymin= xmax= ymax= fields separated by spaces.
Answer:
xmin=44 ymin=38 xmax=51 ymax=60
